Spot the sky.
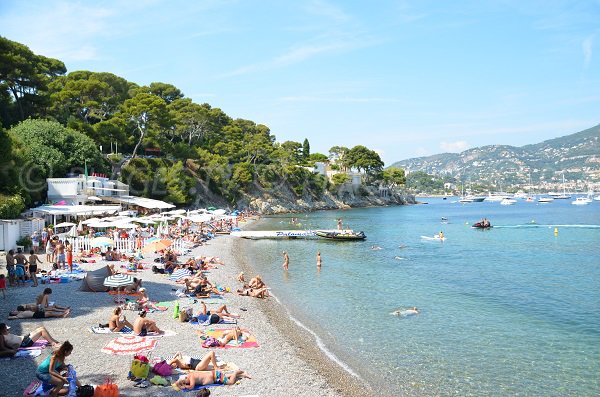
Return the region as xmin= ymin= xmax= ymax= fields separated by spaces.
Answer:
xmin=1 ymin=0 xmax=599 ymax=165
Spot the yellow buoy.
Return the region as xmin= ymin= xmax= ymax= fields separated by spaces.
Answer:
xmin=554 ymin=227 xmax=558 ymax=236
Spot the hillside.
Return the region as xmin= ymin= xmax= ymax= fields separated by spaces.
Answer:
xmin=390 ymin=125 xmax=600 ymax=185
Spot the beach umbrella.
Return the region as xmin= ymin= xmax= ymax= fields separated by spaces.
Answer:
xmin=101 ymin=335 xmax=157 ymax=355
xmin=55 ymin=222 xmax=77 ymax=228
xmin=142 ymin=239 xmax=172 ymax=253
xmin=103 ymin=274 xmax=135 ymax=288
xmin=90 ymin=236 xmax=114 ymax=247
xmin=169 ymin=268 xmax=191 ymax=281
xmin=67 ymin=226 xmax=78 ymax=237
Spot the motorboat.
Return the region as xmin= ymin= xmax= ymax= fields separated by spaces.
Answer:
xmin=459 ymin=195 xmax=485 ymax=203
xmin=421 ymin=234 xmax=446 ymax=242
xmin=572 ymin=197 xmax=592 ymax=205
xmin=538 ymin=197 xmax=554 ymax=203
xmin=500 ymin=198 xmax=517 ymax=205
xmin=315 ymin=230 xmax=367 ymax=240
xmin=472 ymin=221 xmax=492 ymax=229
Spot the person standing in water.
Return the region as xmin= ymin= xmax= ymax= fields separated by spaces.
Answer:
xmin=337 ymin=218 xmax=343 ymax=230
xmin=316 ymin=252 xmax=322 ymax=269
xmin=282 ymin=251 xmax=289 ymax=270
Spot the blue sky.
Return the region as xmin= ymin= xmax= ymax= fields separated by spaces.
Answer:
xmin=1 ymin=0 xmax=599 ymax=165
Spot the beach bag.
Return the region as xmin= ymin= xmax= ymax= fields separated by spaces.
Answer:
xmin=202 ymin=336 xmax=221 ymax=348
xmin=76 ymin=385 xmax=94 ymax=397
xmin=93 ymin=378 xmax=118 ymax=397
xmin=152 ymin=360 xmax=172 ymax=376
xmin=130 ymin=357 xmax=150 ymax=379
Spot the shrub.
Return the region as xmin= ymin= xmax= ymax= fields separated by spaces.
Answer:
xmin=0 ymin=194 xmax=25 ymax=219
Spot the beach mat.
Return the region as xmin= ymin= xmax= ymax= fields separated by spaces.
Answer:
xmin=198 ymin=328 xmax=259 ymax=349
xmin=20 ymin=339 xmax=49 ymax=350
xmin=90 ymin=327 xmax=176 ymax=337
xmin=2 ymin=349 xmax=42 ymax=360
xmin=190 ymin=317 xmax=237 ymax=326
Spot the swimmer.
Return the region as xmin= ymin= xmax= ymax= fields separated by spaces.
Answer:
xmin=371 ymin=245 xmax=382 ymax=250
xmin=398 ymin=244 xmax=407 ymax=249
xmin=391 ymin=307 xmax=419 ymax=317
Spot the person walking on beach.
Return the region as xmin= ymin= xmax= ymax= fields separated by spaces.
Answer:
xmin=5 ymin=249 xmax=16 ymax=287
xmin=28 ymin=250 xmax=43 ymax=287
xmin=282 ymin=251 xmax=289 ymax=270
xmin=65 ymin=241 xmax=73 ymax=272
xmin=55 ymin=240 xmax=65 ymax=270
xmin=316 ymin=251 xmax=322 ymax=269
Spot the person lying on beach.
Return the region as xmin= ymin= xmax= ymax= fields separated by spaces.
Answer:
xmin=236 ymin=287 xmax=269 ymax=298
xmin=133 ymin=311 xmax=161 ymax=336
xmin=0 ymin=323 xmax=60 ymax=357
xmin=8 ymin=307 xmax=70 ymax=319
xmin=16 ymin=303 xmax=68 ymax=314
xmin=172 ymin=368 xmax=251 ymax=390
xmin=109 ymin=307 xmax=134 ymax=332
xmin=168 ymin=351 xmax=225 ymax=371
xmin=187 ymin=277 xmax=223 ymax=297
xmin=36 ymin=288 xmax=70 ymax=313
xmin=196 ymin=302 xmax=239 ymax=323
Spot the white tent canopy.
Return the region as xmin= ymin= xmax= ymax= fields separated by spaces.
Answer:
xmin=54 ymin=222 xmax=76 ymax=228
xmin=32 ymin=205 xmax=121 ymax=216
xmin=111 ymin=195 xmax=175 ymax=209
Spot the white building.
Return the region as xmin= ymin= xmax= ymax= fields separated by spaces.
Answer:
xmin=47 ymin=175 xmax=130 ymax=205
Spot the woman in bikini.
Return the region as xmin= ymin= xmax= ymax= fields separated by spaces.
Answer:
xmin=172 ymin=368 xmax=251 ymax=390
xmin=109 ymin=307 xmax=134 ymax=332
xmin=36 ymin=288 xmax=70 ymax=314
xmin=168 ymin=351 xmax=223 ymax=371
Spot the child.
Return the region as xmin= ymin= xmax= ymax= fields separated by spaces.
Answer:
xmin=0 ymin=274 xmax=6 ymax=298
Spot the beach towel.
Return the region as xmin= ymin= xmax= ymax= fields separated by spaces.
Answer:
xmin=2 ymin=349 xmax=42 ymax=360
xmin=197 ymin=328 xmax=259 ymax=349
xmin=91 ymin=327 xmax=176 ymax=337
xmin=108 ymin=290 xmax=143 ymax=297
xmin=19 ymin=339 xmax=49 ymax=350
xmin=189 ymin=315 xmax=237 ymax=326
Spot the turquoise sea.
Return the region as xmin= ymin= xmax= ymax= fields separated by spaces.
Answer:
xmin=239 ymin=197 xmax=600 ymax=396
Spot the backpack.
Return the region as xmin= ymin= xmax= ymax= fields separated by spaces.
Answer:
xmin=202 ymin=336 xmax=221 ymax=348
xmin=76 ymin=385 xmax=94 ymax=397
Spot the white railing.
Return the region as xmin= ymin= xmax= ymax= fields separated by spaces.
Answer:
xmin=65 ymin=236 xmax=188 ymax=254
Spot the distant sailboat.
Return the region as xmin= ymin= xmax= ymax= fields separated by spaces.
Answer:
xmin=549 ymin=173 xmax=571 ymax=199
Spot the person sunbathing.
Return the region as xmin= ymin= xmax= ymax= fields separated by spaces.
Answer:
xmin=8 ymin=307 xmax=70 ymax=319
xmin=36 ymin=288 xmax=70 ymax=313
xmin=16 ymin=303 xmax=68 ymax=314
xmin=133 ymin=311 xmax=161 ymax=336
xmin=213 ymin=327 xmax=249 ymax=347
xmin=172 ymin=368 xmax=251 ymax=390
xmin=136 ymin=288 xmax=159 ymax=310
xmin=236 ymin=287 xmax=269 ymax=298
xmin=195 ymin=302 xmax=239 ymax=323
xmin=0 ymin=323 xmax=60 ymax=357
xmin=168 ymin=351 xmax=224 ymax=371
xmin=109 ymin=307 xmax=134 ymax=332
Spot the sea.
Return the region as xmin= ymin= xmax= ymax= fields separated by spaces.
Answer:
xmin=237 ymin=197 xmax=600 ymax=396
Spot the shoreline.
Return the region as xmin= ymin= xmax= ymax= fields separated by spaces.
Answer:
xmin=0 ymin=226 xmax=368 ymax=396
xmin=230 ymin=235 xmax=374 ymax=397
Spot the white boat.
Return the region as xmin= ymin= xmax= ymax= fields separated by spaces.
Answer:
xmin=421 ymin=235 xmax=446 ymax=242
xmin=500 ymin=198 xmax=517 ymax=205
xmin=550 ymin=173 xmax=571 ymax=199
xmin=459 ymin=195 xmax=485 ymax=203
xmin=513 ymin=191 xmax=528 ymax=199
xmin=230 ymin=229 xmax=353 ymax=239
xmin=538 ymin=197 xmax=554 ymax=203
xmin=572 ymin=197 xmax=592 ymax=205
xmin=484 ymin=192 xmax=511 ymax=202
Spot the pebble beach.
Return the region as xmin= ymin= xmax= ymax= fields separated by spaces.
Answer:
xmin=0 ymin=231 xmax=370 ymax=397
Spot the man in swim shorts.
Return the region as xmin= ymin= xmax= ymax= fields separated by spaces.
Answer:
xmin=0 ymin=323 xmax=60 ymax=357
